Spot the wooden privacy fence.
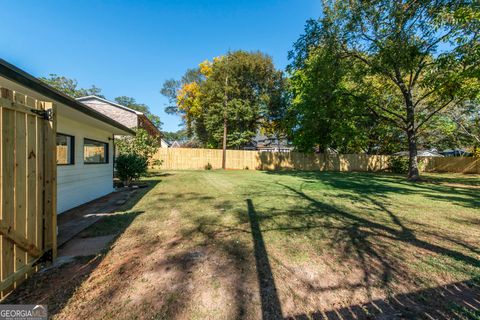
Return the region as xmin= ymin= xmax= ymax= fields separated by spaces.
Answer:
xmin=152 ymin=148 xmax=391 ymax=171
xmin=0 ymin=87 xmax=57 ymax=297
xmin=421 ymin=156 xmax=480 ymax=174
xmin=152 ymin=148 xmax=480 ymax=173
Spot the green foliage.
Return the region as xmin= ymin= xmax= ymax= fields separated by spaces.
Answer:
xmin=162 ymin=129 xmax=188 ymax=143
xmin=40 ymin=74 xmax=104 ymax=98
xmin=388 ymin=157 xmax=409 ymax=174
xmin=115 ymin=128 xmax=159 ymax=159
xmin=115 ymin=153 xmax=148 ymax=186
xmin=204 ymin=162 xmax=212 ymax=170
xmin=161 ymin=51 xmax=287 ymax=149
xmin=114 ymin=96 xmax=162 ymax=129
xmin=288 ymin=0 xmax=479 ymax=178
xmin=151 ymin=159 xmax=163 ymax=167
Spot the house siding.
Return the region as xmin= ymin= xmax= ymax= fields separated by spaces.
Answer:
xmin=80 ymin=98 xmax=138 ymax=129
xmin=57 ymin=115 xmax=114 ymax=213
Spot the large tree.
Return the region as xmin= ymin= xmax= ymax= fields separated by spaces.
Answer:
xmin=161 ymin=51 xmax=287 ymax=149
xmin=289 ymin=0 xmax=479 ymax=180
xmin=40 ymin=74 xmax=104 ymax=98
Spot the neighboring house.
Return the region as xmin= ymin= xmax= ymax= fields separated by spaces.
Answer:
xmin=160 ymin=138 xmax=170 ymax=148
xmin=393 ymin=149 xmax=444 ymax=157
xmin=76 ymin=95 xmax=162 ymax=142
xmin=244 ymin=133 xmax=293 ymax=152
xmin=0 ymin=60 xmax=134 ymax=214
xmin=170 ymin=140 xmax=182 ymax=148
xmin=440 ymin=149 xmax=473 ymax=157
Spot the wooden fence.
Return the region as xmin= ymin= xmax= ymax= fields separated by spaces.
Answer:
xmin=152 ymin=148 xmax=480 ymax=174
xmin=421 ymin=156 xmax=480 ymax=174
xmin=152 ymin=148 xmax=391 ymax=171
xmin=0 ymin=88 xmax=57 ymax=297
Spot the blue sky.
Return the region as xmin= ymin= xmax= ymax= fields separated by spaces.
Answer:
xmin=0 ymin=0 xmax=320 ymax=132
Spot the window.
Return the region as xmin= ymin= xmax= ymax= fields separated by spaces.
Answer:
xmin=84 ymin=138 xmax=109 ymax=164
xmin=56 ymin=134 xmax=74 ymax=165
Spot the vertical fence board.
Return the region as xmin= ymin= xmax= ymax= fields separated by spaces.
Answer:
xmin=26 ymin=113 xmax=37 ymax=266
xmin=43 ymin=102 xmax=57 ymax=258
xmin=1 ymin=89 xmax=15 ymax=295
xmin=14 ymin=95 xmax=28 ymax=282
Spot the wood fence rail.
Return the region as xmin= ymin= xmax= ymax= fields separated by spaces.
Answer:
xmin=151 ymin=148 xmax=480 ymax=174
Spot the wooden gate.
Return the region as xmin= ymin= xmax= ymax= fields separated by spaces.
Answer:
xmin=0 ymin=87 xmax=57 ymax=297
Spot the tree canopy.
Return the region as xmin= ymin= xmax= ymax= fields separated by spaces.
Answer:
xmin=287 ymin=0 xmax=479 ymax=179
xmin=40 ymin=74 xmax=104 ymax=98
xmin=161 ymin=50 xmax=287 ymax=148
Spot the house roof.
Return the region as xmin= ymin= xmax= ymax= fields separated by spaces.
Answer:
xmin=76 ymin=95 xmax=144 ymax=115
xmin=0 ymin=59 xmax=135 ymax=135
xmin=76 ymin=95 xmax=162 ymax=136
xmin=393 ymin=150 xmax=444 ymax=157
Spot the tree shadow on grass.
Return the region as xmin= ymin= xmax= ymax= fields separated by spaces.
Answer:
xmin=286 ymin=276 xmax=480 ymax=319
xmin=248 ymin=172 xmax=479 ymax=318
xmin=266 ymin=171 xmax=480 ymax=210
xmin=247 ymin=199 xmax=284 ymax=320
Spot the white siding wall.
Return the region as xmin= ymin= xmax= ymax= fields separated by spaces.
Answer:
xmin=57 ymin=116 xmax=114 ymax=213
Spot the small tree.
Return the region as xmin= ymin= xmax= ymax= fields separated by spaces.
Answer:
xmin=115 ymin=128 xmax=159 ymax=159
xmin=115 ymin=129 xmax=160 ymax=186
xmin=116 ymin=154 xmax=148 ymax=186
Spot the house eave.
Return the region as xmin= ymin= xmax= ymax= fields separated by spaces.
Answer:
xmin=0 ymin=59 xmax=135 ymax=136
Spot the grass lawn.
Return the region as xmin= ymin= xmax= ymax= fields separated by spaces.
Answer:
xmin=35 ymin=171 xmax=480 ymax=318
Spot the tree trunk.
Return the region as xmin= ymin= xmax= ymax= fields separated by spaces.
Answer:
xmin=405 ymin=94 xmax=420 ymax=181
xmin=222 ymin=115 xmax=227 ymax=169
xmin=222 ymin=75 xmax=228 ymax=170
xmin=407 ymin=128 xmax=420 ymax=180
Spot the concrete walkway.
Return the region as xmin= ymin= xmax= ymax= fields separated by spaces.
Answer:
xmin=57 ymin=188 xmax=136 ymax=247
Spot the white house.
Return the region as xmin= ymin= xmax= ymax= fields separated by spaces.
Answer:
xmin=0 ymin=59 xmax=134 ymax=213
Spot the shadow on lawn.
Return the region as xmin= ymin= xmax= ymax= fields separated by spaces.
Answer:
xmin=286 ymin=276 xmax=480 ymax=319
xmin=267 ymin=171 xmax=480 ymax=209
xmin=252 ymin=171 xmax=480 ymax=319
xmin=2 ymin=179 xmax=160 ymax=316
xmin=244 ymin=183 xmax=480 ymax=318
xmin=136 ymin=172 xmax=479 ymax=319
xmin=247 ymin=199 xmax=283 ymax=320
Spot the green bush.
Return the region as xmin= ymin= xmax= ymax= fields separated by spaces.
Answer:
xmin=116 ymin=154 xmax=148 ymax=186
xmin=151 ymin=159 xmax=163 ymax=168
xmin=388 ymin=156 xmax=409 ymax=174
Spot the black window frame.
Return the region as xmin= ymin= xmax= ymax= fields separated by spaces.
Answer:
xmin=83 ymin=138 xmax=109 ymax=164
xmin=56 ymin=133 xmax=75 ymax=166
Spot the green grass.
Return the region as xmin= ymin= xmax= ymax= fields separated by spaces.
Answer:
xmin=58 ymin=170 xmax=480 ymax=319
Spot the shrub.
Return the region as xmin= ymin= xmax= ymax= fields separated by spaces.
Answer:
xmin=151 ymin=159 xmax=163 ymax=168
xmin=388 ymin=156 xmax=409 ymax=174
xmin=116 ymin=154 xmax=148 ymax=186
xmin=115 ymin=128 xmax=159 ymax=159
xmin=205 ymin=162 xmax=212 ymax=170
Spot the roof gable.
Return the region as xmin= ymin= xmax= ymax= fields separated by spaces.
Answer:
xmin=77 ymin=95 xmax=143 ymax=115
